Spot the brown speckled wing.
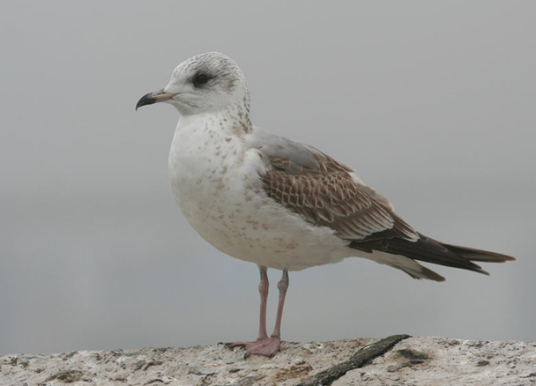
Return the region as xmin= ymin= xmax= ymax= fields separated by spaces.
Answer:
xmin=253 ymin=131 xmax=514 ymax=280
xmin=261 ymin=151 xmax=419 ymax=242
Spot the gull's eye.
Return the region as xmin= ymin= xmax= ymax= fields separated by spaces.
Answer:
xmin=193 ymin=73 xmax=210 ymax=88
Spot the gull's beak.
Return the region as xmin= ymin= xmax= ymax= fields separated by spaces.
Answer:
xmin=135 ymin=89 xmax=178 ymax=110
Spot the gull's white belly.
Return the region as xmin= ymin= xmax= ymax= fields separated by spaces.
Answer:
xmin=168 ymin=117 xmax=351 ymax=271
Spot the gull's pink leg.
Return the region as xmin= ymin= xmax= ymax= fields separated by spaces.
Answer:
xmin=270 ymin=268 xmax=289 ymax=341
xmin=226 ymin=268 xmax=289 ymax=358
xmin=257 ymin=266 xmax=269 ymax=341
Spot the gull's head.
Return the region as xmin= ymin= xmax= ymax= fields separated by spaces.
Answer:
xmin=136 ymin=52 xmax=249 ymax=116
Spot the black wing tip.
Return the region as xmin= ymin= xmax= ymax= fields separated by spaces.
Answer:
xmin=441 ymin=242 xmax=517 ymax=263
xmin=497 ymin=255 xmax=517 ymax=262
xmin=350 ymin=233 xmax=514 ymax=278
xmin=474 ymin=267 xmax=490 ymax=276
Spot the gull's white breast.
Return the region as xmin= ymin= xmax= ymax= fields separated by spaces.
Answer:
xmin=168 ymin=114 xmax=351 ymax=271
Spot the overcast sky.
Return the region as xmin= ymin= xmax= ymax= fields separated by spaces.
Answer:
xmin=1 ymin=1 xmax=535 ymax=356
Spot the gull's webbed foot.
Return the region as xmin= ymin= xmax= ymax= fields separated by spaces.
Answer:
xmin=225 ymin=337 xmax=281 ymax=358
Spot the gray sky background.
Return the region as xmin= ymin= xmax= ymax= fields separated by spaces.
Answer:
xmin=1 ymin=2 xmax=535 ymax=356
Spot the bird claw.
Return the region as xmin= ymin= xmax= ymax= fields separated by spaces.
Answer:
xmin=225 ymin=337 xmax=281 ymax=358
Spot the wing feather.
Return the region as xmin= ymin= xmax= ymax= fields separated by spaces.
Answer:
xmin=250 ymin=127 xmax=515 ymax=281
xmin=260 ymin=149 xmax=418 ymax=243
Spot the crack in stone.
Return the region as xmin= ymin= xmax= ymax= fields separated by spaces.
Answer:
xmin=296 ymin=334 xmax=411 ymax=386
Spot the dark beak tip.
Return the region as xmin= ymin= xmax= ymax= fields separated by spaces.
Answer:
xmin=135 ymin=93 xmax=157 ymax=111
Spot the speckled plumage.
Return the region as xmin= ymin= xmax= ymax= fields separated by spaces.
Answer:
xmin=138 ymin=52 xmax=511 ymax=278
xmin=136 ymin=52 xmax=515 ymax=357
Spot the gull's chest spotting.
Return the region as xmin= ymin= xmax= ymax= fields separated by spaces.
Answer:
xmin=168 ymin=115 xmax=250 ymax=212
xmin=167 ymin=115 xmax=270 ymax=255
xmin=167 ymin=116 xmax=351 ymax=271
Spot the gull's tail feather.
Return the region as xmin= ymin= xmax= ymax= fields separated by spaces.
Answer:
xmin=440 ymin=243 xmax=516 ymax=263
xmin=350 ymin=233 xmax=515 ymax=281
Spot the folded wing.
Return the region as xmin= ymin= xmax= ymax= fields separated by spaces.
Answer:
xmin=252 ymin=129 xmax=515 ymax=281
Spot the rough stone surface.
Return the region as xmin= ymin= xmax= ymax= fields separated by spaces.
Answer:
xmin=332 ymin=337 xmax=536 ymax=386
xmin=1 ymin=336 xmax=535 ymax=386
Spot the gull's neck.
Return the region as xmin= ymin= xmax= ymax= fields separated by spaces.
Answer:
xmin=180 ymin=100 xmax=253 ymax=138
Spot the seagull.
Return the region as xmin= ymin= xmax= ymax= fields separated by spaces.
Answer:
xmin=136 ymin=52 xmax=515 ymax=358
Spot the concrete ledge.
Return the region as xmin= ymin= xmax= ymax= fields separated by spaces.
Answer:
xmin=1 ymin=336 xmax=535 ymax=385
